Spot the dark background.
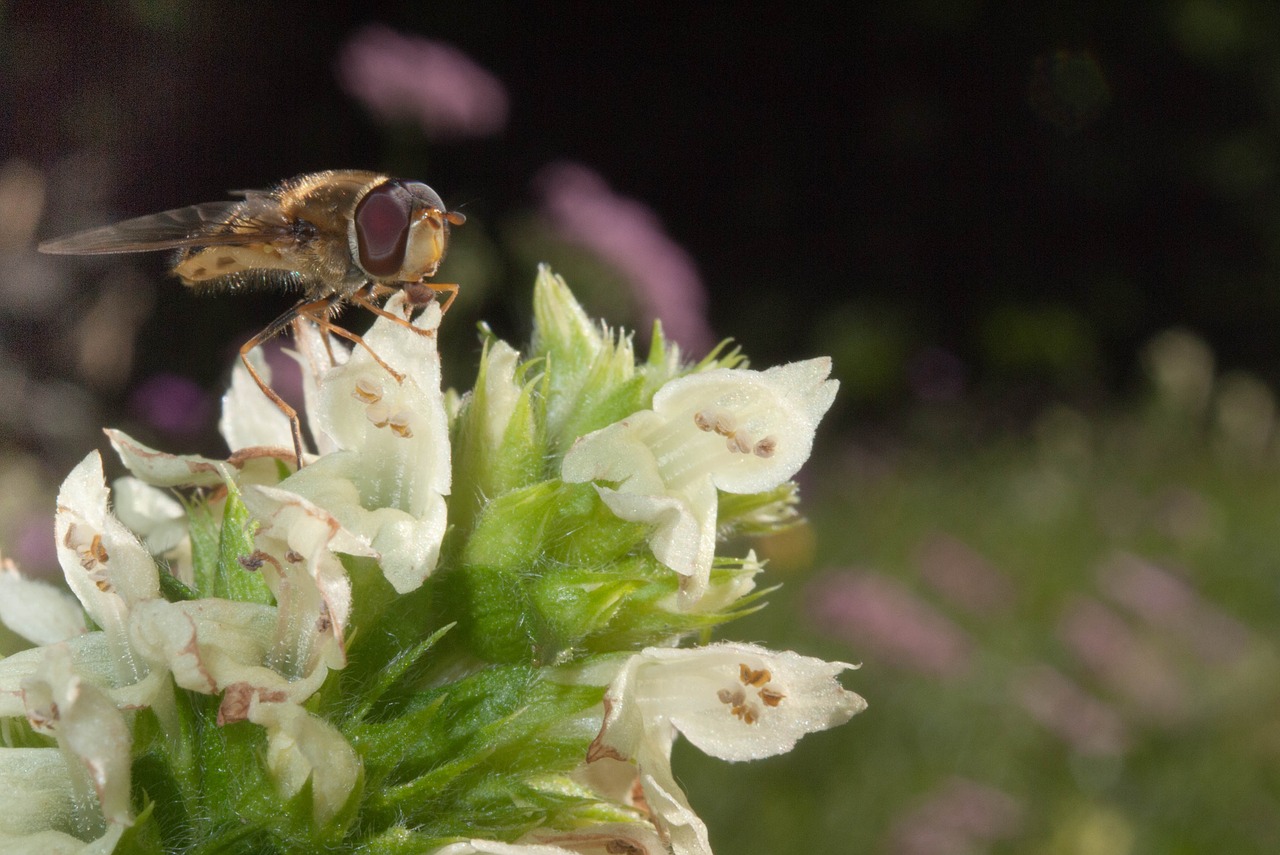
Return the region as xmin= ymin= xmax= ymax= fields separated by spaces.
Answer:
xmin=3 ymin=1 xmax=1278 ymax=454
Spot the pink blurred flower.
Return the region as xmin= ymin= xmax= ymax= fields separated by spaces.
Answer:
xmin=888 ymin=777 xmax=1023 ymax=855
xmin=1012 ymin=664 xmax=1129 ymax=755
xmin=1097 ymin=553 xmax=1251 ymax=666
xmin=914 ymin=533 xmax=1016 ymax=616
xmin=129 ymin=373 xmax=213 ymax=437
xmin=806 ymin=570 xmax=973 ymax=677
xmin=14 ymin=512 xmax=56 ymax=577
xmin=337 ymin=25 xmax=508 ymax=140
xmin=1058 ymin=597 xmax=1189 ymax=724
xmin=537 ymin=161 xmax=717 ymax=356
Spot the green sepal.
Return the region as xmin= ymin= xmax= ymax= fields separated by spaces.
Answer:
xmin=183 ymin=482 xmax=273 ymax=604
xmin=214 ymin=479 xmax=273 ymax=604
xmin=347 ymin=622 xmax=455 ymax=723
xmin=350 ymin=663 xmax=605 ymax=837
xmin=156 ymin=567 xmax=198 ymax=602
xmin=717 ymin=480 xmax=803 ymax=537
xmin=447 ymin=481 xmax=651 ymax=663
xmin=185 ymin=494 xmax=219 ymax=598
xmin=529 ymin=266 xmax=649 ymax=456
xmin=111 ymin=800 xmax=161 ymax=855
xmin=451 ymin=338 xmax=548 ymax=532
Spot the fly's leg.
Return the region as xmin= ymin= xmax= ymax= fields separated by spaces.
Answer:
xmin=241 ymin=295 xmax=339 ymax=468
xmin=242 ymin=293 xmax=407 ymax=468
xmin=420 ymin=281 xmax=459 ymax=315
xmin=351 ymin=280 xmax=459 ymax=338
xmin=295 ymin=305 xmax=405 ymax=384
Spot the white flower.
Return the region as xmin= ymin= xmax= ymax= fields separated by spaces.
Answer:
xmin=585 ymin=642 xmax=864 ymax=855
xmin=54 ymin=452 xmax=159 ymax=685
xmin=592 ymin=641 xmax=863 ymax=762
xmin=247 ymin=697 xmax=361 ymax=825
xmin=109 ymin=292 xmax=450 ymax=596
xmin=275 ymin=292 xmax=451 ymax=593
xmin=126 ymin=598 xmax=329 ymax=721
xmin=240 ymin=484 xmax=372 ymax=673
xmin=562 ymin=359 xmax=836 ymax=605
xmin=19 ymin=645 xmax=132 ymax=842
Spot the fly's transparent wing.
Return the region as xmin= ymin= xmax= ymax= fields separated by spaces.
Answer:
xmin=38 ymin=199 xmax=291 ymax=255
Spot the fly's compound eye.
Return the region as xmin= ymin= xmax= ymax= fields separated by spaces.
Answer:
xmin=354 ymin=181 xmax=413 ymax=277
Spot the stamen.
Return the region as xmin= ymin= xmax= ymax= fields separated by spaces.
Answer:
xmin=89 ymin=534 xmax=109 ymax=564
xmin=713 ymin=412 xmax=736 ymax=436
xmin=754 ymin=436 xmax=778 ymax=458
xmin=352 ymin=376 xmax=384 ymax=404
xmin=366 ymin=402 xmax=390 ymax=428
xmin=388 ymin=411 xmax=413 ymax=438
xmin=759 ymin=687 xmax=785 ymax=707
xmin=693 ymin=410 xmax=716 ymax=432
xmin=740 ymin=664 xmax=772 ymax=687
xmin=718 ymin=687 xmax=745 ymax=706
xmin=727 ymin=433 xmax=752 ymax=454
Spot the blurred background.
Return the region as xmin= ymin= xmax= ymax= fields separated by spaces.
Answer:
xmin=2 ymin=1 xmax=1279 ymax=852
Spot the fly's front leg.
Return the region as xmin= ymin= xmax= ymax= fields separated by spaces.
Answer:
xmin=353 ymin=280 xmax=458 ymax=336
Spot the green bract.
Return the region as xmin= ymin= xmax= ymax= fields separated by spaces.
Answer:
xmin=0 ymin=266 xmax=862 ymax=855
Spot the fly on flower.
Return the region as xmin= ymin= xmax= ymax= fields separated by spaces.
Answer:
xmin=39 ymin=169 xmax=467 ymax=466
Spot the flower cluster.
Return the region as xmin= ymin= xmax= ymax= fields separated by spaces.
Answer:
xmin=0 ymin=267 xmax=864 ymax=854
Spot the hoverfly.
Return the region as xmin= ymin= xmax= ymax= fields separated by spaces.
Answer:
xmin=39 ymin=169 xmax=466 ymax=466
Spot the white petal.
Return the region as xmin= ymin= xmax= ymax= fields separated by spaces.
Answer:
xmin=106 ymin=429 xmax=231 ymax=487
xmin=110 ymin=476 xmax=188 ymax=557
xmin=636 ymin=763 xmax=713 ymax=855
xmin=478 ymin=340 xmax=523 ymax=449
xmin=0 ymin=748 xmax=76 ymax=834
xmin=0 ymin=561 xmax=86 ymax=645
xmin=247 ymin=699 xmax=360 ymax=825
xmin=128 ymin=598 xmax=279 ymax=695
xmin=0 ymin=827 xmax=124 ymax=855
xmin=107 ymin=429 xmax=291 ymax=488
xmin=279 ymin=448 xmax=446 ymax=595
xmin=526 ymin=823 xmax=668 ymax=855
xmin=288 ymin=318 xmax=347 ymax=456
xmin=219 ymin=346 xmax=294 ymax=453
xmin=310 ymin=293 xmax=446 ymax=468
xmin=594 ymin=478 xmax=717 ymax=604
